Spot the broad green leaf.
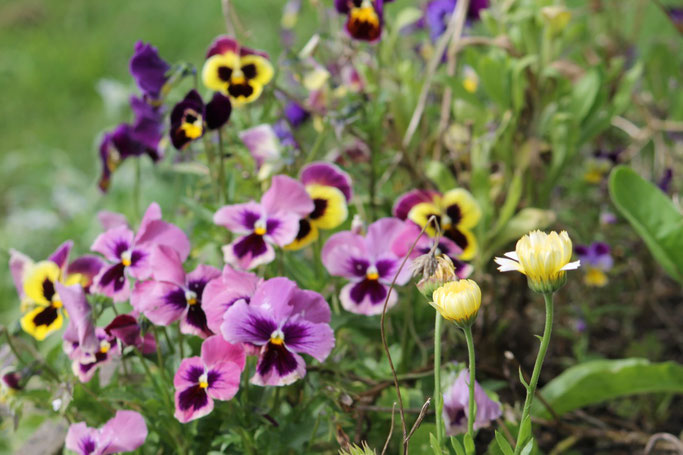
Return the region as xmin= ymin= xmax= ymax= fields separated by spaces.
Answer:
xmin=569 ymin=69 xmax=600 ymax=121
xmin=451 ymin=436 xmax=466 ymax=455
xmin=429 ymin=433 xmax=443 ymax=455
xmin=495 ymin=431 xmax=514 ymax=455
xmin=532 ymin=358 xmax=683 ymax=418
xmin=613 ymin=62 xmax=643 ymax=115
xmin=608 ymin=166 xmax=683 ymax=283
xmin=464 ymin=433 xmax=476 ymax=455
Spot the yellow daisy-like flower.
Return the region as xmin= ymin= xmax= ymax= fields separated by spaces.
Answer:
xmin=20 ymin=261 xmax=67 ymax=340
xmin=431 ymin=279 xmax=482 ymax=327
xmin=494 ymin=230 xmax=581 ymax=294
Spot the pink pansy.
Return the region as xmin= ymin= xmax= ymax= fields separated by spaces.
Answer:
xmin=202 ymin=265 xmax=263 ymax=335
xmin=322 ymin=218 xmax=412 ymax=315
xmin=132 ymin=245 xmax=220 ymax=338
xmin=213 ymin=175 xmax=313 ymax=270
xmin=442 ymin=369 xmax=502 ymax=436
xmin=173 ymin=336 xmax=246 ymax=423
xmin=90 ymin=202 xmax=190 ymax=302
xmin=221 ymin=277 xmax=334 ymax=386
xmin=65 ymin=410 xmax=147 ymax=455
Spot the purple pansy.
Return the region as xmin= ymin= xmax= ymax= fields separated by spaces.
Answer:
xmin=391 ymin=222 xmax=472 ymax=278
xmin=132 ymin=245 xmax=220 ymax=338
xmin=425 ymin=0 xmax=489 ymax=41
xmin=574 ymin=242 xmax=613 ymax=287
xmin=214 ymin=175 xmax=314 ymax=270
xmin=104 ymin=314 xmax=156 ymax=354
xmin=202 ymin=266 xmax=263 ymax=335
xmin=173 ymin=336 xmax=245 ymax=423
xmin=91 ymin=203 xmax=191 ymax=302
xmin=221 ymin=278 xmax=334 ymax=386
xmin=129 ymin=41 xmax=170 ymax=102
xmin=442 ymin=369 xmax=501 ymax=436
xmin=65 ymin=410 xmax=148 ymax=455
xmin=170 ymin=89 xmax=232 ymax=150
xmin=322 ymin=218 xmax=412 ymax=316
xmin=284 ymin=101 xmax=310 ymax=128
xmin=334 ymin=0 xmax=395 ymax=42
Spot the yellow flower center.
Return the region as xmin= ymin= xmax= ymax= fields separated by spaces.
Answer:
xmin=52 ymin=299 xmax=63 ymax=309
xmin=185 ymin=290 xmax=198 ymax=306
xmin=100 ymin=340 xmax=111 ymax=354
xmin=254 ymin=220 xmax=267 ymax=236
xmin=121 ymin=251 xmax=132 ymax=267
xmin=180 ymin=122 xmax=203 ymax=140
xmin=198 ymin=372 xmax=208 ymax=389
xmin=270 ymin=329 xmax=285 ymax=346
xmin=366 ymin=265 xmax=379 ymax=281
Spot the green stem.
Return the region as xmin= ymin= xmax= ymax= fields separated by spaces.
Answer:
xmin=434 ymin=312 xmax=444 ymax=446
xmin=463 ymin=325 xmax=477 ymax=440
xmin=177 ymin=325 xmax=185 ymax=359
xmin=514 ymin=293 xmax=554 ymax=454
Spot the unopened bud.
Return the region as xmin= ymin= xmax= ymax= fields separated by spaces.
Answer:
xmin=415 ymin=255 xmax=457 ymax=300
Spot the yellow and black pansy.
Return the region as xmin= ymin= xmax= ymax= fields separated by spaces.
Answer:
xmin=334 ymin=0 xmax=395 ymax=42
xmin=20 ymin=261 xmax=69 ymax=341
xmin=170 ymin=90 xmax=232 ymax=150
xmin=286 ymin=163 xmax=353 ymax=250
xmin=201 ymin=36 xmax=274 ymax=106
xmin=393 ymin=188 xmax=481 ymax=261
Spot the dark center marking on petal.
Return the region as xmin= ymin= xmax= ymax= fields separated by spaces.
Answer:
xmin=349 ymin=279 xmax=387 ymax=305
xmin=80 ymin=437 xmax=97 ymax=455
xmin=32 ymin=305 xmax=59 ymax=327
xmin=282 ymin=322 xmax=309 ymax=347
xmin=130 ymin=249 xmax=145 ymax=267
xmin=98 ymin=263 xmax=127 ymax=291
xmin=309 ymin=198 xmax=328 ymax=220
xmin=184 ymin=365 xmax=205 ymax=384
xmin=349 ymin=258 xmax=370 ymax=278
xmin=113 ymin=240 xmax=130 ymax=259
xmin=348 ymin=6 xmax=381 ymax=42
xmin=42 ymin=278 xmax=56 ymax=301
xmin=445 ymin=204 xmax=462 ymax=226
xmin=227 ymin=82 xmax=255 ymax=99
xmin=217 ymin=66 xmax=233 ymax=82
xmin=241 ymin=63 xmax=257 ymax=79
xmin=295 ymin=218 xmax=312 ymax=241
xmin=165 ymin=288 xmax=188 ymax=309
xmin=186 ymin=304 xmax=212 ymax=335
xmin=257 ymin=342 xmax=299 ymax=377
xmin=177 ymin=385 xmax=209 ymax=411
xmin=233 ymin=233 xmax=268 ymax=259
xmin=445 ymin=227 xmax=468 ymax=251
xmin=375 ymin=259 xmax=396 ymax=279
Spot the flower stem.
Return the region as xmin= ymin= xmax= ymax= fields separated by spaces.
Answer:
xmin=514 ymin=293 xmax=554 ymax=454
xmin=463 ymin=325 xmax=477 ymax=440
xmin=434 ymin=312 xmax=444 ymax=446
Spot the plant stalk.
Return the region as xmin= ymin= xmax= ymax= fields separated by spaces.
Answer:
xmin=434 ymin=312 xmax=444 ymax=446
xmin=463 ymin=324 xmax=477 ymax=440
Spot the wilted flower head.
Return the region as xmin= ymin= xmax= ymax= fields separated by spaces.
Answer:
xmin=202 ymin=36 xmax=274 ymax=106
xmin=415 ymin=254 xmax=457 ymax=300
xmin=65 ymin=410 xmax=147 ymax=455
xmin=431 ymin=279 xmax=481 ymax=326
xmin=574 ymin=242 xmax=612 ymax=287
xmin=442 ymin=369 xmax=501 ymax=436
xmin=495 ymin=230 xmax=581 ymax=294
xmin=334 ymin=0 xmax=395 ymax=42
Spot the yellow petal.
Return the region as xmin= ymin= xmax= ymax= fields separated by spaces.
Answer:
xmin=240 ymin=54 xmax=274 ymax=87
xmin=284 ymin=219 xmax=319 ymax=251
xmin=441 ymin=188 xmax=481 ymax=229
xmin=407 ymin=202 xmax=442 ymax=237
xmin=20 ymin=305 xmax=63 ymax=341
xmin=202 ymin=53 xmax=239 ymax=93
xmin=307 ymin=184 xmax=348 ymax=230
xmin=23 ymin=261 xmax=61 ymax=306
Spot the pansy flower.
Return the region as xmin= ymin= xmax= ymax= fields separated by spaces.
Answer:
xmin=129 ymin=41 xmax=170 ymax=102
xmin=214 ymin=175 xmax=314 ymax=270
xmin=391 ymin=222 xmax=472 ymax=279
xmin=91 ymin=203 xmax=191 ymax=302
xmin=9 ymin=241 xmax=104 ymax=341
xmin=286 ymin=162 xmax=353 ymax=250
xmin=240 ymin=124 xmax=289 ymax=181
xmin=104 ymin=314 xmax=156 ymax=354
xmin=132 ymin=245 xmax=220 ymax=338
xmin=221 ymin=278 xmax=334 ymax=386
xmin=201 ymin=36 xmax=274 ymax=106
xmin=65 ymin=410 xmax=147 ymax=455
xmin=322 ymin=218 xmax=412 ymax=315
xmin=202 ymin=266 xmax=263 ymax=335
xmin=283 ymin=101 xmax=310 ymax=128
xmin=442 ymin=369 xmax=501 ymax=436
xmin=334 ymin=0 xmax=395 ymax=42
xmin=174 ymin=336 xmax=245 ymax=423
xmin=393 ymin=188 xmax=481 ymax=260
xmin=170 ymin=89 xmax=232 ymax=150
xmin=424 ymin=0 xmax=489 ymax=41
xmin=574 ymin=242 xmax=613 ymax=287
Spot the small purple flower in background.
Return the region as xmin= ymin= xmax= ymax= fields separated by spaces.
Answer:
xmin=391 ymin=222 xmax=472 ymax=278
xmin=65 ymin=410 xmax=147 ymax=455
xmin=213 ymin=175 xmax=313 ymax=270
xmin=442 ymin=369 xmax=501 ymax=436
xmin=1 ymin=371 xmax=22 ymax=393
xmin=173 ymin=336 xmax=245 ymax=423
xmin=284 ymin=101 xmax=310 ymax=128
xmin=322 ymin=218 xmax=412 ymax=315
xmin=202 ymin=266 xmax=263 ymax=335
xmin=132 ymin=245 xmax=220 ymax=338
xmin=600 ymin=211 xmax=617 ymax=226
xmin=574 ymin=242 xmax=613 ymax=287
xmin=425 ymin=0 xmax=489 ymax=41
xmin=221 ymin=278 xmax=334 ymax=386
xmin=657 ymin=168 xmax=673 ymax=194
xmin=239 ymin=124 xmax=296 ymax=181
xmin=129 ymin=41 xmax=170 ymax=102
xmin=334 ymin=0 xmax=395 ymax=42
xmin=666 ymin=7 xmax=683 ymax=33
xmin=91 ymin=203 xmax=191 ymax=302
xmin=170 ymin=89 xmax=232 ymax=150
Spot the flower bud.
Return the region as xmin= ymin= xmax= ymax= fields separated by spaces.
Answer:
xmin=414 ymin=255 xmax=456 ymax=300
xmin=431 ymin=279 xmax=482 ymax=327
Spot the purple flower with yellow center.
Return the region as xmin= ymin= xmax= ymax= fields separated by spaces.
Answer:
xmin=202 ymin=266 xmax=263 ymax=336
xmin=129 ymin=41 xmax=170 ymax=102
xmin=214 ymin=175 xmax=314 ymax=270
xmin=394 ymin=188 xmax=481 ymax=261
xmin=286 ymin=162 xmax=353 ymax=250
xmin=65 ymin=410 xmax=147 ymax=455
xmin=132 ymin=245 xmax=220 ymax=338
xmin=90 ymin=203 xmax=191 ymax=302
xmin=173 ymin=335 xmax=245 ymax=423
xmin=574 ymin=242 xmax=613 ymax=288
xmin=201 ymin=36 xmax=274 ymax=106
xmin=170 ymin=89 xmax=232 ymax=150
xmin=221 ymin=277 xmax=334 ymax=386
xmin=442 ymin=369 xmax=501 ymax=436
xmin=334 ymin=0 xmax=395 ymax=42
xmin=322 ymin=218 xmax=412 ymax=315
xmin=391 ymin=222 xmax=472 ymax=279
xmin=98 ymin=97 xmax=164 ymax=192
xmin=9 ymin=241 xmax=104 ymax=341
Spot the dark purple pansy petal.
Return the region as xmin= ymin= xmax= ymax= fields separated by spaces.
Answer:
xmin=170 ymin=89 xmax=206 ymax=150
xmin=284 ymin=101 xmax=309 ymax=128
xmin=105 ymin=314 xmax=141 ymax=347
xmin=205 ymin=92 xmax=232 ymax=130
xmin=129 ymin=41 xmax=170 ymax=101
xmin=349 ymin=279 xmax=388 ymax=305
xmin=257 ymin=342 xmax=299 ymax=378
xmin=375 ymin=258 xmax=397 ymax=280
xmin=593 ymin=242 xmax=610 ymax=256
xmin=49 ymin=241 xmax=73 ymax=270
xmin=177 ymin=385 xmax=209 ymax=412
xmin=393 ymin=189 xmax=440 ymax=220
xmin=130 ymin=96 xmax=165 ymax=158
xmin=232 ymin=233 xmax=268 ymax=259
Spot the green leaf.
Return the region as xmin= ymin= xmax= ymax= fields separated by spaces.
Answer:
xmin=478 ymin=56 xmax=511 ymax=108
xmin=425 ymin=161 xmax=458 ymax=192
xmin=464 ymin=433 xmax=475 ymax=455
xmin=517 ymin=416 xmax=532 ymax=449
xmin=608 ymin=166 xmax=683 ymax=283
xmin=613 ymin=62 xmax=643 ymax=115
xmin=569 ymin=69 xmax=600 ymax=121
xmin=429 ymin=433 xmax=443 ymax=455
xmin=520 ymin=439 xmax=534 ymax=455
xmin=531 ymin=358 xmax=683 ymax=418
xmin=451 ymin=436 xmax=466 ymax=455
xmin=494 ymin=431 xmax=514 ymax=455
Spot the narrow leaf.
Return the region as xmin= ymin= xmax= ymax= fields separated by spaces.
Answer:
xmin=495 ymin=431 xmax=514 ymax=455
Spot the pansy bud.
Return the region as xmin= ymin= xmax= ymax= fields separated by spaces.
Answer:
xmin=416 ymin=255 xmax=456 ymax=300
xmin=350 ymin=214 xmax=365 ymax=235
xmin=431 ymin=279 xmax=481 ymax=327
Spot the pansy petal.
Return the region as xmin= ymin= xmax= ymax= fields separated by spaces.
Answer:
xmin=289 ymin=288 xmax=331 ymax=323
xmin=221 ymin=300 xmax=276 ymax=346
xmin=251 ymin=344 xmax=306 ymax=387
xmin=129 ymin=41 xmax=170 ymax=100
xmin=339 ymin=280 xmax=397 ymax=316
xmin=201 ymin=335 xmax=246 ymax=371
xmin=65 ymin=422 xmax=98 ymax=455
xmin=21 ymin=305 xmax=63 ymax=341
xmin=135 ymin=219 xmax=191 ymax=263
xmin=249 ymin=277 xmax=298 ymax=320
xmin=213 ymin=201 xmax=264 ymax=234
xmin=205 ymin=92 xmax=232 ymax=130
xmin=282 ymin=318 xmax=334 ymax=361
xmin=442 ymin=188 xmax=481 ymax=229
xmin=262 ymin=175 xmax=314 ymax=218
xmin=202 ymin=266 xmax=262 ymax=334
xmin=307 ymin=184 xmax=348 ymax=230
xmin=365 ymin=217 xmax=407 ymax=260
xmin=150 ymin=245 xmax=186 ymax=286
xmin=104 ymin=314 xmax=142 ymax=347
xmin=48 ymin=240 xmax=73 ymax=270
xmin=239 ymin=54 xmax=274 ymax=86
xmin=393 ymin=189 xmax=439 ymax=220
xmin=97 ymin=211 xmax=129 ymax=230
xmin=133 ymin=281 xmax=186 ymax=326
xmin=91 ymin=226 xmax=135 ymax=262
xmin=66 ymin=255 xmax=106 ymax=290
xmin=92 ymin=263 xmax=130 ymax=302
xmin=23 ymin=261 xmax=61 ymax=305
xmin=222 ymin=235 xmax=275 ymax=270
xmin=321 ymin=231 xmax=368 ymax=278
xmin=300 ymin=161 xmax=353 ymax=201
xmin=174 ymin=357 xmax=205 ymax=389
xmin=9 ymin=249 xmax=33 ymax=300
xmin=239 ymin=124 xmax=281 ymax=171
xmin=206 ymin=362 xmax=242 ymax=401
xmin=57 ymin=283 xmax=98 ymax=362
xmin=175 ymin=385 xmax=214 ymax=423
xmin=100 ymin=410 xmax=148 ymax=455
xmin=264 ymin=213 xmax=301 ymax=247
